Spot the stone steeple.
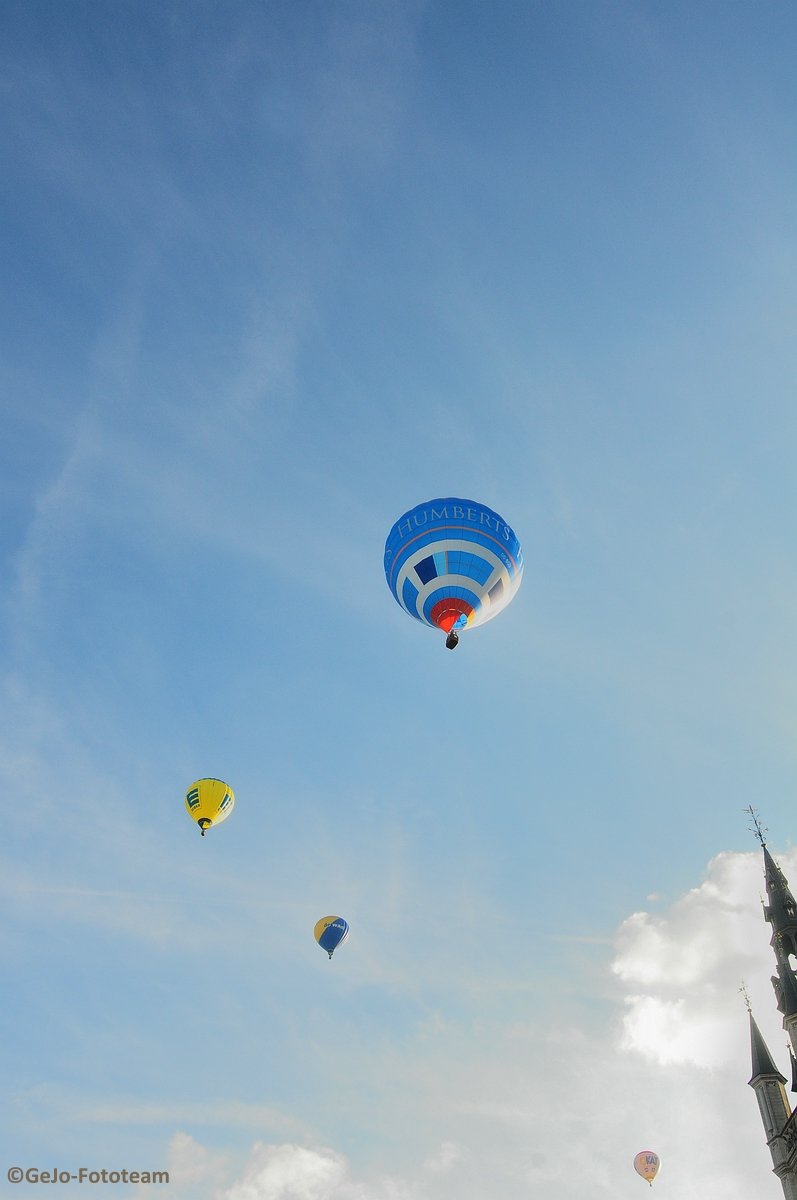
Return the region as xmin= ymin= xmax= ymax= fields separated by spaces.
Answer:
xmin=762 ymin=843 xmax=797 ymax=1050
xmin=763 ymin=848 xmax=797 ymax=957
xmin=747 ymin=1011 xmax=797 ymax=1199
xmin=749 ymin=1011 xmax=788 ymax=1092
xmin=747 ymin=812 xmax=797 ymax=1198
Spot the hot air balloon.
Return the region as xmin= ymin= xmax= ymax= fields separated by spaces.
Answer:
xmin=314 ymin=915 xmax=349 ymax=959
xmin=185 ymin=778 xmax=235 ymax=836
xmin=384 ymin=498 xmax=523 ymax=648
xmin=634 ymin=1151 xmax=660 ymax=1186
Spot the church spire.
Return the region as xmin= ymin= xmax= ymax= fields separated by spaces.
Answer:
xmin=749 ymin=1010 xmax=788 ymax=1087
xmin=747 ymin=1008 xmax=797 ymax=1197
xmin=746 ymin=808 xmax=797 ymax=1035
xmin=746 ymin=814 xmax=797 ymax=1199
xmin=763 ymin=846 xmax=797 ymax=962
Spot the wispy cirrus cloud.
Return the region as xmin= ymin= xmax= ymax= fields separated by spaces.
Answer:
xmin=15 ymin=1085 xmax=305 ymax=1136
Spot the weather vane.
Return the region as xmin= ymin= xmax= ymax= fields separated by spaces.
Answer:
xmin=745 ymin=806 xmax=768 ymax=848
xmin=740 ymin=982 xmax=752 ymax=1013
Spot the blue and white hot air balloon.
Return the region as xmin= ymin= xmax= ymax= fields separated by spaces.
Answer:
xmin=384 ymin=498 xmax=523 ymax=648
xmin=314 ymin=916 xmax=349 ymax=960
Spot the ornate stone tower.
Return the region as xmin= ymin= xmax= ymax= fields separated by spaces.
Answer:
xmin=748 ymin=816 xmax=797 ymax=1198
xmin=748 ymin=1009 xmax=797 ymax=1198
xmin=762 ymin=844 xmax=797 ymax=1054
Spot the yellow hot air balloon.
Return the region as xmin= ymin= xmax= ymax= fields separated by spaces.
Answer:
xmin=634 ymin=1151 xmax=660 ymax=1186
xmin=185 ymin=778 xmax=235 ymax=836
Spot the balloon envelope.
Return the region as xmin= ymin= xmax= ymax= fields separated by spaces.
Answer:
xmin=185 ymin=778 xmax=235 ymax=835
xmin=634 ymin=1151 xmax=661 ymax=1185
xmin=314 ymin=915 xmax=349 ymax=958
xmin=384 ymin=498 xmax=523 ymax=637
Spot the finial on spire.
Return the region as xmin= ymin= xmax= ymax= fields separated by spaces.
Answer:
xmin=745 ymin=806 xmax=768 ymax=848
xmin=740 ymin=981 xmax=753 ymax=1013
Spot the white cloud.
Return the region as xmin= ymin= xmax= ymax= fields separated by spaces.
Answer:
xmin=619 ymin=993 xmax=743 ymax=1068
xmin=165 ymin=1132 xmax=230 ymax=1192
xmin=422 ymin=1141 xmax=460 ymax=1174
xmin=218 ymin=1143 xmax=419 ymax=1200
xmin=611 ymin=848 xmax=792 ymax=1068
xmin=220 ymin=1144 xmax=346 ymax=1200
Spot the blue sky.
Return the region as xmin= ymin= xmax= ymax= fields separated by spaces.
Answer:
xmin=1 ymin=2 xmax=796 ymax=1197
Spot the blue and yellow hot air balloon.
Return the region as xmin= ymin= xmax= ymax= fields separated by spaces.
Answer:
xmin=184 ymin=778 xmax=235 ymax=836
xmin=314 ymin=915 xmax=349 ymax=960
xmin=633 ymin=1151 xmax=661 ymax=1186
xmin=384 ymin=498 xmax=523 ymax=648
